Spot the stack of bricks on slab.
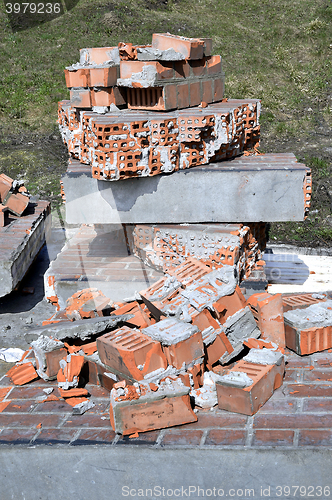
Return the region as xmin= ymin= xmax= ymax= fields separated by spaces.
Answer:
xmin=5 ymin=34 xmax=319 ymax=436
xmin=58 ymin=33 xmax=261 ymax=182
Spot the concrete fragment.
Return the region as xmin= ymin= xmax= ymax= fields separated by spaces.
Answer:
xmin=0 ymin=201 xmax=51 ymax=297
xmin=190 ymin=371 xmax=224 ymax=408
xmin=72 ymin=399 xmax=95 ymax=415
xmin=110 ymin=377 xmax=197 ymax=434
xmin=25 ymin=314 xmax=132 ymax=344
xmin=219 ymin=306 xmax=261 ymax=364
xmin=137 ymin=47 xmax=185 ymax=61
xmin=31 ymin=335 xmax=67 ymax=381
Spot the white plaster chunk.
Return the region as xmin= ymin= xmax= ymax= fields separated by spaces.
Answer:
xmin=243 ymin=348 xmax=284 ymax=366
xmin=137 ymin=47 xmax=185 ymax=61
xmin=218 ymin=371 xmax=254 ymax=388
xmin=142 ymin=318 xmax=199 ymax=345
xmin=284 ymin=300 xmax=332 ymax=329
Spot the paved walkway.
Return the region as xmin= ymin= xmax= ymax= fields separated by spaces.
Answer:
xmin=0 ymin=350 xmax=331 ymax=449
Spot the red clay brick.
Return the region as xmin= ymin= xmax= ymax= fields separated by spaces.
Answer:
xmin=252 ymin=429 xmax=294 ymax=446
xmin=205 ymin=429 xmax=246 ymax=446
xmin=283 ymin=383 xmax=332 ymax=398
xmin=1 ymin=400 xmax=36 ymax=413
xmin=257 ymin=398 xmax=297 ymax=413
xmin=286 ymin=355 xmax=312 ymax=368
xmin=254 ymin=414 xmax=332 ymax=429
xmin=298 ymin=430 xmax=332 ymax=446
xmin=213 ymin=78 xmax=224 ymax=101
xmin=202 ymin=80 xmax=213 ymax=103
xmin=0 ymin=413 xmax=64 ymax=428
xmin=152 ymin=33 xmax=205 ymax=60
xmin=116 ymin=430 xmax=159 ymax=445
xmin=283 ymin=369 xmax=301 ymax=382
xmin=177 ymin=83 xmax=190 ymax=109
xmin=72 ymin=428 xmax=116 ymax=445
xmin=303 ymin=399 xmax=332 ymax=412
xmin=312 ymin=355 xmax=332 ymax=367
xmin=63 ymin=414 xmax=112 ymax=428
xmin=162 ymin=429 xmax=203 ymax=446
xmin=0 ymin=429 xmax=37 ymax=445
xmin=33 ymin=428 xmax=77 ymax=445
xmin=303 ymin=369 xmax=332 ymax=381
xmin=34 ymin=400 xmax=74 ymax=413
xmin=206 ymin=55 xmax=222 ymax=75
xmin=189 ymin=412 xmax=247 ymax=429
xmin=190 ymin=81 xmax=201 ymax=106
xmin=247 ymin=292 xmax=285 ymax=349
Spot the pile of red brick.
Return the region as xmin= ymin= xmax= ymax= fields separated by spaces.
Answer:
xmin=6 ymin=270 xmax=332 ymax=435
xmin=4 ymin=33 xmax=325 ymax=439
xmin=58 ymin=33 xmax=260 ymax=181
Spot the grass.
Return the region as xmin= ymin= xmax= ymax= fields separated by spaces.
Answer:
xmin=0 ymin=0 xmax=331 ymax=241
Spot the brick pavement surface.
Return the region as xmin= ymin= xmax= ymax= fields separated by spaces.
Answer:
xmin=0 ymin=350 xmax=332 ymax=448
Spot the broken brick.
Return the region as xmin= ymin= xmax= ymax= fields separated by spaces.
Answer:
xmin=6 ymin=363 xmax=39 ymax=386
xmin=97 ymin=326 xmax=167 ymax=381
xmin=216 ymin=349 xmax=285 ymax=415
xmin=110 ymin=377 xmax=197 ymax=435
xmin=247 ymin=292 xmax=286 ymax=350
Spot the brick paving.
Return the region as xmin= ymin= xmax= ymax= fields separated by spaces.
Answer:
xmin=1 ymin=350 xmax=332 ymax=448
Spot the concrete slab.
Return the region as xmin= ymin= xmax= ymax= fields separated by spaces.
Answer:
xmin=0 ymin=448 xmax=331 ymax=500
xmin=0 ymin=201 xmax=51 ymax=298
xmin=62 ymin=154 xmax=311 ymax=224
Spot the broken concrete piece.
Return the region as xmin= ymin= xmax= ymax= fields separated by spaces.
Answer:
xmin=137 ymin=47 xmax=185 ymax=61
xmin=72 ymin=399 xmax=95 ymax=415
xmin=219 ymin=306 xmax=261 ymax=364
xmin=284 ymin=300 xmax=332 ymax=355
xmin=190 ymin=371 xmax=224 ymax=408
xmin=110 ymin=377 xmax=197 ymax=435
xmin=24 ymin=314 xmax=132 ymax=343
xmin=31 ymin=335 xmax=67 ymax=381
xmin=243 ymin=348 xmax=284 ymax=366
xmin=247 ymin=292 xmax=286 ymax=350
xmin=0 ymin=201 xmax=51 ymax=297
xmin=142 ymin=317 xmax=199 ymax=345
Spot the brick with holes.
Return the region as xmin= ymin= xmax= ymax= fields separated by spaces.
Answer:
xmin=216 ymin=349 xmax=285 ymax=415
xmin=247 ymin=292 xmax=285 ymax=350
xmin=110 ymin=377 xmax=197 ymax=435
xmin=97 ymin=326 xmax=167 ymax=381
xmin=142 ymin=318 xmax=204 ymax=370
xmin=282 ymin=292 xmax=327 ymax=312
xmin=284 ymin=300 xmax=332 ymax=355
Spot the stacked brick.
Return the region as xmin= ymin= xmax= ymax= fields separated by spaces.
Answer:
xmin=128 ymin=222 xmax=266 ymax=279
xmin=58 ymin=33 xmax=261 ymax=182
